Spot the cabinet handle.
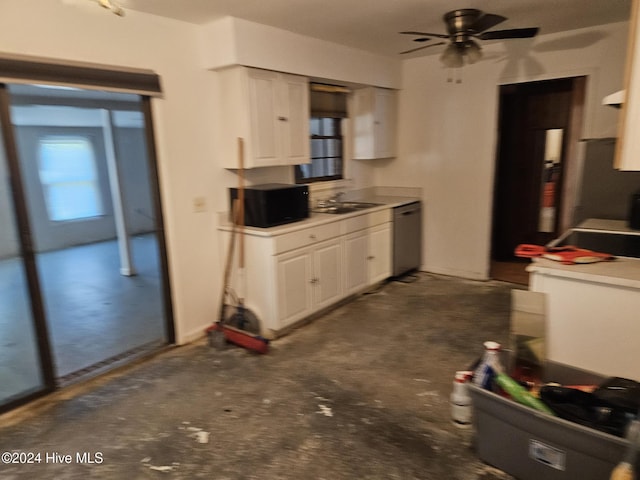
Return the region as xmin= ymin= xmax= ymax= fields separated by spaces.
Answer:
xmin=310 ymin=277 xmax=319 ymax=284
xmin=309 ymin=234 xmax=317 ymax=240
xmin=278 ymin=116 xmax=288 ymax=121
xmin=367 ymin=255 xmax=375 ymax=260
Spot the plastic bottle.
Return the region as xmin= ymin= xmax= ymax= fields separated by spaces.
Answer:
xmin=472 ymin=341 xmax=503 ymax=390
xmin=494 ymin=372 xmax=555 ymax=415
xmin=450 ymin=370 xmax=473 ymax=428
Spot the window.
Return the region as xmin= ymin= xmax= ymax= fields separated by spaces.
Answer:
xmin=295 ymin=117 xmax=343 ymax=183
xmin=38 ymin=136 xmax=104 ymax=221
xmin=295 ymin=83 xmax=348 ymax=184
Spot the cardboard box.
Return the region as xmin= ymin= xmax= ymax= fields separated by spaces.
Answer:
xmin=469 ymin=362 xmax=639 ymax=480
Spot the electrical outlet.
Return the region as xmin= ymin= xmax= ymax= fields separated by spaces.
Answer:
xmin=193 ymin=197 xmax=207 ymax=213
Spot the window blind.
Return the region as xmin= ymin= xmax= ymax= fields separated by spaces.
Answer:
xmin=0 ymin=52 xmax=162 ymax=96
xmin=310 ymin=83 xmax=349 ymax=118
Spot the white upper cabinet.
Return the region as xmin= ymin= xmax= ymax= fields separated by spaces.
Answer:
xmin=352 ymin=87 xmax=397 ymax=160
xmin=217 ymin=66 xmax=310 ymax=169
xmin=615 ymin=0 xmax=640 ymax=170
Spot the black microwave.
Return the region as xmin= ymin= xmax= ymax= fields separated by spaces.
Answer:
xmin=229 ymin=183 xmax=309 ymax=228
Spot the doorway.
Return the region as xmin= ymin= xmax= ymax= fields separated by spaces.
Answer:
xmin=0 ymin=84 xmax=173 ymax=410
xmin=491 ymin=77 xmax=586 ymax=283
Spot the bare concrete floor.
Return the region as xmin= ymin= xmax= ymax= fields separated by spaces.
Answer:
xmin=0 ymin=273 xmax=519 ymax=479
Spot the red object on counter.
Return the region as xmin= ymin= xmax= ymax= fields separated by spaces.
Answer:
xmin=514 ymin=244 xmax=614 ymax=265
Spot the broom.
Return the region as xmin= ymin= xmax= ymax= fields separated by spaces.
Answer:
xmin=207 ymin=138 xmax=268 ymax=354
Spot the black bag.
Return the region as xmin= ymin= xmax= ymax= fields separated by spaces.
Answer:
xmin=540 ymin=377 xmax=640 ymax=438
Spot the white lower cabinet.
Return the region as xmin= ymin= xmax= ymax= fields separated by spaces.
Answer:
xmin=368 ymin=223 xmax=392 ymax=284
xmin=275 ymin=238 xmax=342 ymax=328
xmin=344 ymin=230 xmax=369 ymax=295
xmin=344 ymin=223 xmax=392 ymax=295
xmin=228 ymin=207 xmax=394 ymax=337
xmin=275 ymin=248 xmax=314 ymax=327
xmin=313 ymin=240 xmax=343 ymax=310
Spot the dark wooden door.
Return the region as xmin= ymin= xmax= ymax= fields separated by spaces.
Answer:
xmin=491 ymin=78 xmax=577 ymax=261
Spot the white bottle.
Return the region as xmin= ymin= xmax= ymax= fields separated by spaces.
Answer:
xmin=450 ymin=370 xmax=473 ymax=428
xmin=472 ymin=341 xmax=503 ymax=390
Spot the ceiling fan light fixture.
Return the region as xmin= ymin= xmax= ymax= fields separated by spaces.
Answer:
xmin=464 ymin=40 xmax=482 ymax=64
xmin=440 ymin=44 xmax=463 ymax=68
xmin=400 ymin=8 xmax=539 ymax=77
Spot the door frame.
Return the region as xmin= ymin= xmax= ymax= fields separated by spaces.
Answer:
xmin=0 ymin=89 xmax=174 ymax=414
xmin=0 ymin=85 xmax=56 ymax=410
xmin=491 ymin=75 xmax=586 ymax=261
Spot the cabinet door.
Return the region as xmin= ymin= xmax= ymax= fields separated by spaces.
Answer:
xmin=352 ymin=88 xmax=375 ymax=160
xmin=276 ymin=248 xmax=314 ymax=327
xmin=313 ymin=239 xmax=343 ymax=310
xmin=368 ymin=224 xmax=392 ymax=284
xmin=352 ymin=87 xmax=396 ymax=159
xmin=343 ymin=231 xmax=369 ymax=295
xmin=616 ymin=0 xmax=640 ymax=170
xmin=373 ymin=89 xmax=396 ymax=159
xmin=248 ymin=69 xmax=281 ymax=167
xmin=280 ymin=73 xmax=310 ymax=165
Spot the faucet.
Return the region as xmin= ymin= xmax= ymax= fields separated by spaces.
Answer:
xmin=316 ymin=192 xmax=345 ymax=209
xmin=329 ymin=192 xmax=345 ymax=203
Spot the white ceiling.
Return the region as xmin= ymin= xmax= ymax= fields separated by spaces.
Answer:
xmin=123 ymin=0 xmax=632 ymax=58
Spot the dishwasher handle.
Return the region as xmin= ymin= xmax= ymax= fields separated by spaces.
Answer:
xmin=394 ymin=201 xmax=422 ymax=217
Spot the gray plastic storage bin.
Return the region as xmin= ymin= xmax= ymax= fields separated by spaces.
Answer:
xmin=468 ymin=362 xmax=639 ymax=480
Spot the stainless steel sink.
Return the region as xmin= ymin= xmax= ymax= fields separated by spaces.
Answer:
xmin=312 ymin=201 xmax=381 ymax=215
xmin=340 ymin=202 xmax=381 ymax=209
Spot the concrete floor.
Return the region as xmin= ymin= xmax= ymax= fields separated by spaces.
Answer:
xmin=0 ymin=273 xmax=518 ymax=479
xmin=0 ymin=234 xmax=167 ymax=402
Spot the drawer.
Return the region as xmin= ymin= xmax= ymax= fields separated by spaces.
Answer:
xmin=343 ymin=208 xmax=391 ymax=234
xmin=273 ymin=221 xmax=342 ymax=254
xmin=369 ymin=208 xmax=392 ymax=226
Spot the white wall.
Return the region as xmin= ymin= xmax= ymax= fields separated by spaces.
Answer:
xmin=200 ymin=17 xmax=402 ymax=89
xmin=383 ymin=22 xmax=630 ymax=280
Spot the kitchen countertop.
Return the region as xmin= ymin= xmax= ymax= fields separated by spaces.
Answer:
xmin=573 ymin=218 xmax=640 ymax=235
xmin=526 ymin=256 xmax=640 ymax=290
xmin=217 ymin=194 xmax=421 ymax=237
xmin=352 ymin=194 xmax=421 ymax=207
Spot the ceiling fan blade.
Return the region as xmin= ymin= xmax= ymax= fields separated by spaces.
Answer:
xmin=478 ymin=27 xmax=539 ymax=40
xmin=469 ymin=13 xmax=506 ymax=33
xmin=400 ymin=41 xmax=446 ymax=55
xmin=400 ymin=31 xmax=449 ymax=39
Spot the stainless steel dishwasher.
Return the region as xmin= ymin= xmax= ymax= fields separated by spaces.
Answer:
xmin=393 ymin=201 xmax=422 ymax=277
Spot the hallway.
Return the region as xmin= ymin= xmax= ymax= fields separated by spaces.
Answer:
xmin=0 ymin=273 xmax=517 ymax=479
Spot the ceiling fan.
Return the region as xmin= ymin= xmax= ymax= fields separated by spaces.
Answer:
xmin=400 ymin=9 xmax=539 ymax=68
